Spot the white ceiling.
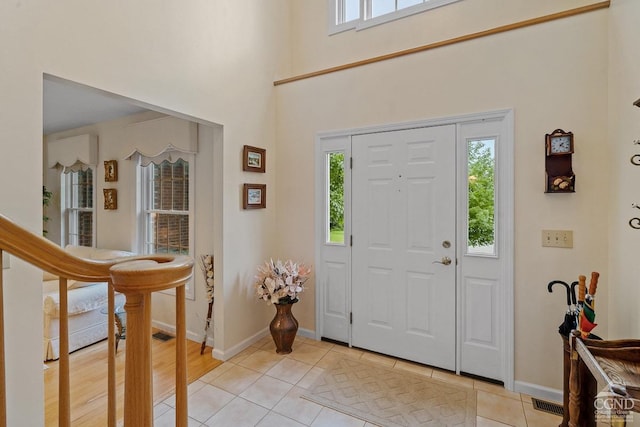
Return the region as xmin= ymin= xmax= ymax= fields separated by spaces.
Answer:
xmin=43 ymin=77 xmax=149 ymax=135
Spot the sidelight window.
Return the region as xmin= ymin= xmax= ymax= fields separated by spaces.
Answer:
xmin=327 ymin=151 xmax=345 ymax=244
xmin=467 ymin=138 xmax=496 ymax=256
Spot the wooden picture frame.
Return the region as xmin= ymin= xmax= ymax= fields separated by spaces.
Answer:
xmin=103 ymin=189 xmax=118 ymax=210
xmin=243 ymin=184 xmax=266 ymax=209
xmin=104 ymin=160 xmax=118 ymax=182
xmin=243 ymin=145 xmax=266 ymax=173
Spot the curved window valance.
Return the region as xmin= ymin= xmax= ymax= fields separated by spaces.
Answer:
xmin=122 ymin=116 xmax=198 ymax=166
xmin=47 ymin=134 xmax=98 ymax=173
xmin=124 ymin=145 xmax=196 ymax=166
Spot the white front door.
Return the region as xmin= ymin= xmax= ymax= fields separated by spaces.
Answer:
xmin=351 ymin=125 xmax=456 ymax=370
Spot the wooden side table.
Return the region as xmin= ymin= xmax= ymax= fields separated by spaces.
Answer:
xmin=568 ymin=333 xmax=640 ymax=426
xmin=101 ymin=306 xmax=126 ymax=352
xmin=113 ymin=306 xmax=126 ymax=352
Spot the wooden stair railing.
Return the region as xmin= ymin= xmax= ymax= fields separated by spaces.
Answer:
xmin=0 ymin=214 xmax=193 ymax=427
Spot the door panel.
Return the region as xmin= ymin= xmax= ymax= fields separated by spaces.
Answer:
xmin=317 ymin=136 xmax=351 ymax=343
xmin=457 ymin=119 xmax=507 ymax=381
xmin=351 ymin=125 xmax=456 ymax=369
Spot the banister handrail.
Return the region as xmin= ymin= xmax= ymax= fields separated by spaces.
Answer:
xmin=0 ymin=213 xmax=192 ymax=427
xmin=0 ymin=214 xmax=189 ymax=283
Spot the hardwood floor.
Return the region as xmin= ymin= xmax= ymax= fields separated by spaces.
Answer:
xmin=44 ymin=333 xmax=222 ymax=426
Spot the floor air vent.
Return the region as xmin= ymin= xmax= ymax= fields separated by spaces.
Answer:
xmin=531 ymin=397 xmax=564 ymax=416
xmin=152 ymin=332 xmax=174 ymax=342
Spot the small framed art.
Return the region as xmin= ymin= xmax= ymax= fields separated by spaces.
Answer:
xmin=243 ymin=184 xmax=266 ymax=209
xmin=104 ymin=160 xmax=118 ymax=182
xmin=243 ymin=145 xmax=266 ymax=173
xmin=104 ymin=189 xmax=118 ymax=210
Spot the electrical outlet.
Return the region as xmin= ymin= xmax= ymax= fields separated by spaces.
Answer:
xmin=542 ymin=230 xmax=573 ymax=248
xmin=2 ymin=252 xmax=9 ymax=269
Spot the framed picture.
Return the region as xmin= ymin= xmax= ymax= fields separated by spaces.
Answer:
xmin=104 ymin=160 xmax=118 ymax=182
xmin=103 ymin=189 xmax=118 ymax=210
xmin=243 ymin=184 xmax=266 ymax=209
xmin=243 ymin=145 xmax=266 ymax=173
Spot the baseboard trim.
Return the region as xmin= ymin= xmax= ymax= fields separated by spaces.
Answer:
xmin=211 ymin=327 xmax=316 ymax=361
xmin=150 ymin=321 xmax=317 ymax=361
xmin=151 ymin=320 xmax=208 ymax=345
xmin=212 ymin=329 xmax=269 ymax=361
xmin=297 ymin=327 xmax=315 ymax=340
xmin=514 ymin=380 xmax=563 ymax=404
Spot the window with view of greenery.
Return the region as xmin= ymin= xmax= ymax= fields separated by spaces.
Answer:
xmin=467 ymin=139 xmax=495 ymax=255
xmin=328 ymin=152 xmax=345 ymax=244
xmin=64 ymin=168 xmax=94 ymax=247
xmin=142 ymin=159 xmax=190 ymax=255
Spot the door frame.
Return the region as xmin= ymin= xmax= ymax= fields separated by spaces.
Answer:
xmin=314 ymin=109 xmax=514 ymax=389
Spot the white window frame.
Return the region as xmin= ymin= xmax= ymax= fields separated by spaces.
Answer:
xmin=328 ymin=0 xmax=462 ymax=34
xmin=60 ymin=168 xmax=96 ymax=248
xmin=137 ymin=155 xmax=196 ymax=300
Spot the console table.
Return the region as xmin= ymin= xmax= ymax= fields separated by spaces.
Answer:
xmin=568 ymin=332 xmax=640 ymax=426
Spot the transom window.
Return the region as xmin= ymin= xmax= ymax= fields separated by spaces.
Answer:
xmin=62 ymin=168 xmax=94 ymax=247
xmin=331 ymin=0 xmax=462 ymax=33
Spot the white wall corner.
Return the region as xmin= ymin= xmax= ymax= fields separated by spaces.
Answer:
xmin=514 ymin=380 xmax=563 ymax=404
xmin=2 ymin=252 xmax=9 ymax=269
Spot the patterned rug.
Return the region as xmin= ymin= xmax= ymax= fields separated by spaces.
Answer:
xmin=302 ymin=357 xmax=476 ymax=426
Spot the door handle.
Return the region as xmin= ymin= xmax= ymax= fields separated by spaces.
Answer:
xmin=433 ymin=256 xmax=452 ymax=266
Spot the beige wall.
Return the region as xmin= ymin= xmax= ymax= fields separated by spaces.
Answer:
xmin=276 ymin=0 xmax=610 ymax=392
xmin=1 ymin=1 xmax=290 ymax=423
xmin=608 ymin=0 xmax=640 ymax=340
xmin=0 ymin=0 xmax=636 ymax=421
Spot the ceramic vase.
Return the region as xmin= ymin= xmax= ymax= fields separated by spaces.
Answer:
xmin=269 ymin=302 xmax=299 ymax=354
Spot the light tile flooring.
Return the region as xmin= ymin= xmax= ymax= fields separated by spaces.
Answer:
xmin=153 ymin=335 xmax=562 ymax=427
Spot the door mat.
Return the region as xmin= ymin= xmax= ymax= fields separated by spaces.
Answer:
xmin=152 ymin=332 xmax=174 ymax=342
xmin=302 ymin=357 xmax=476 ymax=426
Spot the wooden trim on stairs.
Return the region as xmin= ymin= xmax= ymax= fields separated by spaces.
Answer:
xmin=0 ymin=214 xmax=193 ymax=427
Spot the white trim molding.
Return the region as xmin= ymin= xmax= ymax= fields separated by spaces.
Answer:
xmin=514 ymin=381 xmax=563 ymax=404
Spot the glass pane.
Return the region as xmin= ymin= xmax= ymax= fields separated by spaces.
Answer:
xmin=370 ymin=0 xmax=395 ymax=17
xmin=68 ymin=209 xmax=93 ymax=247
xmin=327 ymin=152 xmax=345 ymax=244
xmin=149 ymin=213 xmax=189 ymax=255
xmin=71 ymin=169 xmax=93 ymax=209
xmin=345 ymin=0 xmax=360 ymax=21
xmin=77 ymin=211 xmax=93 ymax=246
xmin=398 ymin=0 xmax=423 ymax=9
xmin=467 ymin=139 xmax=496 ymax=256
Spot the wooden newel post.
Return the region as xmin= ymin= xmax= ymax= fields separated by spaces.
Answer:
xmin=110 ymin=255 xmax=193 ymax=427
xmin=123 ymin=292 xmax=153 ymax=426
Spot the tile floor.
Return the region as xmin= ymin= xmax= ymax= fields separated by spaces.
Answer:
xmin=153 ymin=335 xmax=562 ymax=426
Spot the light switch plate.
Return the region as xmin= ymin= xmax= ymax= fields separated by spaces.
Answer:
xmin=542 ymin=230 xmax=573 ymax=248
xmin=2 ymin=252 xmax=9 ymax=269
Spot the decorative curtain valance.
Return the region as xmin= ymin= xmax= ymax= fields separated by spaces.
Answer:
xmin=47 ymin=134 xmax=98 ymax=173
xmin=122 ymin=116 xmax=198 ymax=166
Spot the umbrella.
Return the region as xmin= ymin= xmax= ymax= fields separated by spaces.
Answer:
xmin=578 ymin=272 xmax=599 ymax=339
xmin=547 ymin=280 xmax=577 ymax=337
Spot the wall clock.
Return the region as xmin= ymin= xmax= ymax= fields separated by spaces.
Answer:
xmin=545 ymin=129 xmax=575 ymax=193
